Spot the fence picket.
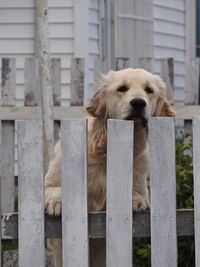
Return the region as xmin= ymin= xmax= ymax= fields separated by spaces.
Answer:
xmin=25 ymin=58 xmax=41 ymax=106
xmin=160 ymin=58 xmax=174 ymax=104
xmin=17 ymin=120 xmax=44 ymax=267
xmin=1 ymin=58 xmax=15 ymax=213
xmin=51 ymin=58 xmax=61 ymax=142
xmin=106 ymin=119 xmax=133 ymax=267
xmin=149 ymin=118 xmax=177 ymax=267
xmin=70 ymin=58 xmax=85 ymax=106
xmin=193 ymin=117 xmax=200 ymax=266
xmin=61 ymin=119 xmax=89 ymax=267
xmin=139 ymin=57 xmax=153 ymax=72
xmin=115 ymin=57 xmax=129 ymax=70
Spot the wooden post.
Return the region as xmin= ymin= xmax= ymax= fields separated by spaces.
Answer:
xmin=61 ymin=119 xmax=89 ymax=267
xmin=70 ymin=58 xmax=85 ymax=106
xmin=17 ymin=120 xmax=45 ymax=267
xmin=93 ymin=57 xmax=108 ymax=92
xmin=35 ymin=0 xmax=54 ymax=172
xmin=106 ymin=120 xmax=133 ymax=267
xmin=193 ymin=117 xmax=200 ymax=267
xmin=115 ymin=57 xmax=129 ymax=70
xmin=185 ymin=58 xmax=200 ymax=105
xmin=51 ymin=58 xmax=61 ymax=142
xmin=184 ymin=58 xmax=200 ymax=131
xmin=1 ymin=58 xmax=15 ymax=213
xmin=149 ymin=118 xmax=177 ymax=267
xmin=160 ymin=58 xmax=174 ymax=104
xmin=139 ymin=57 xmax=153 ymax=72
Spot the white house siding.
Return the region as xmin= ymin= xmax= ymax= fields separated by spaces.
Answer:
xmin=114 ymin=0 xmax=153 ymax=68
xmin=0 ymin=0 xmax=74 ymax=106
xmin=153 ymin=0 xmax=186 ymax=104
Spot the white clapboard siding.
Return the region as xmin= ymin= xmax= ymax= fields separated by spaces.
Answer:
xmin=106 ymin=120 xmax=133 ymax=267
xmin=17 ymin=120 xmax=44 ymax=267
xmin=193 ymin=117 xmax=200 ymax=266
xmin=0 ymin=0 xmax=74 ymax=106
xmin=61 ymin=119 xmax=89 ymax=267
xmin=114 ymin=0 xmax=153 ymax=68
xmin=153 ymin=0 xmax=186 ymax=104
xmin=149 ymin=118 xmax=177 ymax=267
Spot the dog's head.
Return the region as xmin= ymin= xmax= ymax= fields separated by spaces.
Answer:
xmin=86 ymin=68 xmax=175 ymax=124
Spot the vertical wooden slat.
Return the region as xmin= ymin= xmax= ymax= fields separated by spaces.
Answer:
xmin=70 ymin=58 xmax=85 ymax=106
xmin=0 ymin=121 xmax=1 ymax=265
xmin=106 ymin=119 xmax=133 ymax=267
xmin=115 ymin=57 xmax=129 ymax=70
xmin=149 ymin=118 xmax=177 ymax=267
xmin=93 ymin=57 xmax=108 ymax=92
xmin=1 ymin=58 xmax=15 ymax=213
xmin=61 ymin=119 xmax=89 ymax=267
xmin=51 ymin=58 xmax=61 ymax=107
xmin=25 ymin=58 xmax=41 ymax=106
xmin=193 ymin=117 xmax=200 ymax=266
xmin=51 ymin=58 xmax=61 ymax=142
xmin=139 ymin=57 xmax=153 ymax=72
xmin=160 ymin=58 xmax=174 ymax=104
xmin=17 ymin=120 xmax=44 ymax=267
xmin=185 ymin=58 xmax=200 ymax=105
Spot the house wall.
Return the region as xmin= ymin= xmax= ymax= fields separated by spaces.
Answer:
xmin=0 ymin=0 xmax=101 ymax=105
xmin=153 ymin=0 xmax=186 ymax=104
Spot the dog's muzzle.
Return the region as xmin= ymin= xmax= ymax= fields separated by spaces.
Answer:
xmin=125 ymin=98 xmax=148 ymax=127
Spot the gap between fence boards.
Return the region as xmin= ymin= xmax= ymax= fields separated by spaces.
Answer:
xmin=1 ymin=210 xmax=194 ymax=239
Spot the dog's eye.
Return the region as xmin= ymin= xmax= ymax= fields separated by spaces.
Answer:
xmin=145 ymin=87 xmax=153 ymax=94
xmin=117 ymin=86 xmax=129 ymax=92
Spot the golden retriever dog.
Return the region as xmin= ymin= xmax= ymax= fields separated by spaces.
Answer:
xmin=45 ymin=68 xmax=175 ymax=216
xmin=45 ymin=68 xmax=175 ymax=267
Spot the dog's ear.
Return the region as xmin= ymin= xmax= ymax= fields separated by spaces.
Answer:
xmin=154 ymin=76 xmax=175 ymax=117
xmin=86 ymin=88 xmax=106 ymax=118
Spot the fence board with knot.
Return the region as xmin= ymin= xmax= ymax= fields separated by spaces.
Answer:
xmin=0 ymin=57 xmax=200 ymax=266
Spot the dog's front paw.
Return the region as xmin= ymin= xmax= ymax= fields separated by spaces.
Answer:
xmin=45 ymin=187 xmax=61 ymax=216
xmin=133 ymin=191 xmax=149 ymax=212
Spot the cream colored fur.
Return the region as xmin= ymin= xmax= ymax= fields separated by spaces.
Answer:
xmin=45 ymin=68 xmax=175 ymax=215
xmin=45 ymin=68 xmax=175 ymax=267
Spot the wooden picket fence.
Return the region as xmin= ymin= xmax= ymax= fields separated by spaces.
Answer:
xmin=1 ymin=57 xmax=200 ymax=266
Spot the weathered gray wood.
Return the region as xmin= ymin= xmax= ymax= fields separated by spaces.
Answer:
xmin=139 ymin=57 xmax=153 ymax=72
xmin=17 ymin=120 xmax=45 ymax=267
xmin=115 ymin=57 xmax=129 ymax=70
xmin=61 ymin=119 xmax=89 ymax=267
xmin=1 ymin=210 xmax=195 ymax=240
xmin=160 ymin=58 xmax=174 ymax=103
xmin=1 ymin=58 xmax=15 ymax=214
xmin=149 ymin=118 xmax=177 ymax=267
xmin=24 ymin=58 xmax=41 ymax=106
xmin=93 ymin=57 xmax=108 ymax=92
xmin=51 ymin=58 xmax=61 ymax=142
xmin=106 ymin=119 xmax=133 ymax=267
xmin=193 ymin=117 xmax=200 ymax=266
xmin=0 ymin=105 xmax=198 ymax=120
xmin=70 ymin=58 xmax=85 ymax=106
xmin=1 ymin=122 xmax=15 ymax=213
xmin=3 ymin=249 xmax=55 ymax=267
xmin=185 ymin=58 xmax=200 ymax=105
xmin=36 ymin=0 xmax=54 ymax=172
xmin=1 ymin=58 xmax=15 ymax=106
xmin=51 ymin=58 xmax=61 ymax=106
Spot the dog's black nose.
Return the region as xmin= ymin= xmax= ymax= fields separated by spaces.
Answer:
xmin=130 ymin=98 xmax=146 ymax=110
